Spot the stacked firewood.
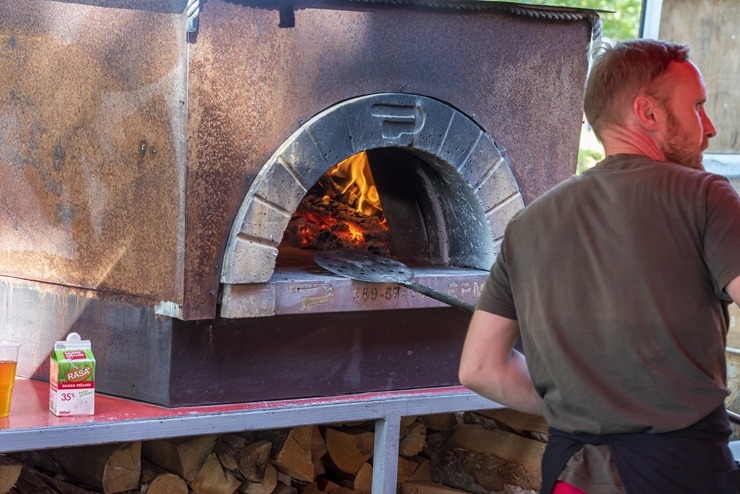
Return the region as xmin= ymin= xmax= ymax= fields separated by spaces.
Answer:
xmin=0 ymin=409 xmax=548 ymax=494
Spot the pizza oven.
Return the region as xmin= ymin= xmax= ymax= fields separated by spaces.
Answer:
xmin=0 ymin=0 xmax=597 ymax=406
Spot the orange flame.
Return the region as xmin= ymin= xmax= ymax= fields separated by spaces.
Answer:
xmin=326 ymin=152 xmax=382 ymax=217
xmin=285 ymin=151 xmax=390 ymax=253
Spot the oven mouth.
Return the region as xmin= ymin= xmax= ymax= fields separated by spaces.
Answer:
xmin=219 ymin=92 xmax=525 ymax=318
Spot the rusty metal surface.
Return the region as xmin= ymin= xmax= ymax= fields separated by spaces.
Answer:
xmin=0 ymin=275 xmax=174 ymax=405
xmin=0 ymin=274 xmax=472 ymax=406
xmin=0 ymin=0 xmax=592 ymax=320
xmin=185 ymin=0 xmax=592 ymax=318
xmin=50 ymin=0 xmax=187 ymax=12
xmin=221 ymin=265 xmax=488 ymax=317
xmin=0 ymin=1 xmax=188 ymax=303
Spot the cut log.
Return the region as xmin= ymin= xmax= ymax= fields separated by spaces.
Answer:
xmin=240 ymin=440 xmax=273 ymax=482
xmin=214 ymin=435 xmax=245 ymax=473
xmin=272 ymin=426 xmax=315 ymax=482
xmin=463 ymin=408 xmax=549 ymax=443
xmin=140 ymin=459 xmax=188 ymax=494
xmin=419 ymin=413 xmax=458 ymax=432
xmin=431 ymin=424 xmax=544 ymax=493
xmin=397 ymin=456 xmax=417 ymax=483
xmin=214 ymin=436 xmax=272 ymax=483
xmin=324 ymin=427 xmax=374 ymax=476
xmin=14 ymin=465 xmax=97 ymax=494
xmin=311 ymin=427 xmax=328 ymax=477
xmin=0 ymin=455 xmax=22 ymax=493
xmin=399 ymin=421 xmax=427 ymax=458
xmin=399 ymin=480 xmax=471 ymax=494
xmin=408 ymin=457 xmax=432 ymax=483
xmin=242 ymin=427 xmax=315 ymax=482
xmin=353 ymin=462 xmax=372 ymax=494
xmin=238 ymin=462 xmax=277 ymax=494
xmin=398 ymin=456 xmax=432 ymax=483
xmin=190 ymin=452 xmax=241 ymax=494
xmin=270 ymin=481 xmax=298 ymax=494
xmin=316 ymin=476 xmax=342 ymax=493
xmin=142 ymin=434 xmax=218 ymax=482
xmin=7 ymin=451 xmax=63 ymax=476
xmin=51 ymin=441 xmax=141 ymax=494
xmin=300 ymin=482 xmax=325 ymax=494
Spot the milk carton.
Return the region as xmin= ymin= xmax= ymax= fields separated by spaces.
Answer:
xmin=49 ymin=333 xmax=95 ymax=416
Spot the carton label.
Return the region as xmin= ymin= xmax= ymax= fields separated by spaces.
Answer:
xmin=50 ymin=347 xmax=95 ymax=416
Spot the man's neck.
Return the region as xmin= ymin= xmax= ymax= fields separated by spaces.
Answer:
xmin=601 ymin=126 xmax=665 ymax=161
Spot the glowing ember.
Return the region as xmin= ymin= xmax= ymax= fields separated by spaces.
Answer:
xmin=283 ymin=152 xmax=391 ymax=254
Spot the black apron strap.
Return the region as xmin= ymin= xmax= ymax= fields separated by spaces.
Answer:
xmin=540 ymin=429 xmax=606 ymax=494
xmin=542 ymin=406 xmax=740 ymax=494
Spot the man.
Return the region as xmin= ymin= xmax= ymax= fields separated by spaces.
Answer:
xmin=459 ymin=39 xmax=740 ymax=493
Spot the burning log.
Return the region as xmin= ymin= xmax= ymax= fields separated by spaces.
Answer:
xmin=284 ymin=195 xmax=390 ymax=255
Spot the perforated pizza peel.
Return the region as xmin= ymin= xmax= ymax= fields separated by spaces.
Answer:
xmin=313 ymin=250 xmax=475 ymax=313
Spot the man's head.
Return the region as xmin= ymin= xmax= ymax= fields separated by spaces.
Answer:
xmin=584 ymin=39 xmax=716 ymax=170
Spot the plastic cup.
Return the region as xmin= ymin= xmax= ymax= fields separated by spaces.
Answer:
xmin=0 ymin=341 xmax=21 ymax=418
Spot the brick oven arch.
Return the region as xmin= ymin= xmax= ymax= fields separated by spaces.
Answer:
xmin=220 ymin=93 xmax=524 ymax=284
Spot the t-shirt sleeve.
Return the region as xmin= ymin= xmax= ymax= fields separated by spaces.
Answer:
xmin=704 ymin=176 xmax=740 ymax=297
xmin=476 ymin=241 xmax=518 ymax=319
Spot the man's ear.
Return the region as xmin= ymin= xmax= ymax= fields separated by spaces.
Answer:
xmin=634 ymin=95 xmax=661 ymax=130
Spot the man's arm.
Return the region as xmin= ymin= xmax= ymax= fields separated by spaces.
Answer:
xmin=458 ymin=310 xmax=544 ymax=415
xmin=728 ymin=275 xmax=740 ymax=306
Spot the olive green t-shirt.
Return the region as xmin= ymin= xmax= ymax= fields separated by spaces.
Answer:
xmin=477 ymin=154 xmax=740 ymax=490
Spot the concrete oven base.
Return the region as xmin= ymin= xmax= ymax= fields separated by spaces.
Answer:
xmin=2 ymin=276 xmax=470 ymax=407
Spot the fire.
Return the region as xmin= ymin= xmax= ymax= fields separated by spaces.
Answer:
xmin=325 ymin=152 xmax=382 ymax=217
xmin=283 ymin=151 xmax=391 ymax=254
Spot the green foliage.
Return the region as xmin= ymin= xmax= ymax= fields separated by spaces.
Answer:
xmin=516 ymin=0 xmax=643 ymax=40
xmin=577 ymin=127 xmax=605 ymax=174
